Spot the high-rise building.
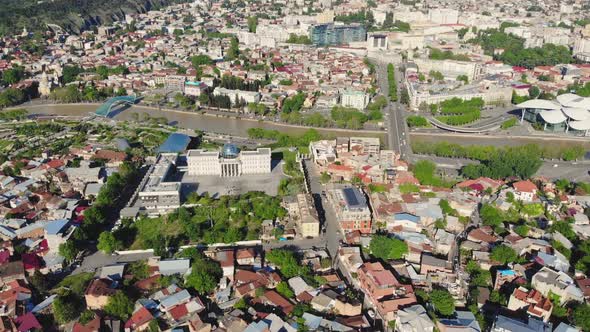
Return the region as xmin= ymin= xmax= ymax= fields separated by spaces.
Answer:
xmin=309 ymin=23 xmax=367 ymax=46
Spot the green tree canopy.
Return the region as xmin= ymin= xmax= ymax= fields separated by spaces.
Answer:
xmin=185 ymin=253 xmax=223 ymax=294
xmin=490 ymin=245 xmax=518 ymax=265
xmin=430 ymin=289 xmax=455 ymax=316
xmin=369 ymin=235 xmax=408 ymax=260
xmin=104 ymin=291 xmax=134 ymax=320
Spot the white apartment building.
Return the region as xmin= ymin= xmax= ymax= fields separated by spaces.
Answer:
xmin=414 ymin=58 xmax=484 ymax=82
xmin=213 ymin=87 xmax=261 ymax=104
xmin=340 ymin=90 xmax=370 ymax=109
xmin=428 ymin=8 xmax=459 ymax=25
xmin=137 ymin=153 xmax=181 ymax=213
xmin=187 ymin=144 xmax=271 ymax=177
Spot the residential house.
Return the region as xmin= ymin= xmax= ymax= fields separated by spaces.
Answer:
xmin=512 ymin=180 xmax=538 ymax=202
xmin=507 ymin=287 xmax=553 ymax=322
xmin=437 ymin=311 xmax=481 ymax=332
xmin=125 ymin=306 xmax=153 ymax=331
xmin=396 ymin=304 xmax=435 ymax=332
xmin=85 ymin=278 xmax=117 ymax=309
xmin=531 ymin=267 xmax=584 ymax=304
xmin=491 ymin=315 xmax=551 ymax=332
xmin=158 ymin=259 xmax=190 ymax=276
xmin=357 ymin=262 xmax=416 ymax=322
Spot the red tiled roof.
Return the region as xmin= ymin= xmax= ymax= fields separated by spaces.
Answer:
xmin=513 ymin=180 xmax=538 ymax=193
xmin=125 ymin=307 xmax=153 ymax=329
xmin=15 ymin=313 xmax=41 ymax=332
xmin=72 ymin=316 xmax=101 ymax=332
xmin=169 ymin=303 xmax=189 ymax=321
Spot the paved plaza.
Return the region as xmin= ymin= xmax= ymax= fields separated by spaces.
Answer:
xmin=180 ymin=159 xmax=286 ymax=197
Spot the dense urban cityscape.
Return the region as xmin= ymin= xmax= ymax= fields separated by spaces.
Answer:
xmin=1 ymin=0 xmax=590 ymax=331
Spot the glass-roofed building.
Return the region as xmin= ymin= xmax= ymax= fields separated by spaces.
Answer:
xmin=517 ymin=93 xmax=590 ymax=135
xmin=186 ymin=143 xmax=271 ymax=177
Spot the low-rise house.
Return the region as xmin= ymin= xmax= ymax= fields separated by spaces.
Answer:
xmin=158 ymin=259 xmax=190 ymax=276
xmin=159 ymin=289 xmax=191 ymax=312
xmin=85 ymin=278 xmax=117 ymax=310
xmin=125 ymin=306 xmax=153 ymax=331
xmin=258 ymin=290 xmax=294 ymax=315
xmin=531 ymin=267 xmax=584 ymax=304
xmin=437 ymin=311 xmax=481 ymax=332
xmin=507 ymin=287 xmax=553 ymax=322
xmin=357 ymin=262 xmax=416 ymax=322
xmin=512 ymin=180 xmax=538 ymax=202
xmin=491 ymin=315 xmax=551 ymax=332
xmin=0 ymin=262 xmax=25 ymax=286
xmin=388 ymin=213 xmax=421 ymax=232
xmin=396 ymin=304 xmax=435 ymax=332
xmin=433 ymin=229 xmax=454 ymax=256
xmin=420 ymin=254 xmax=452 ymax=275
xmin=534 ymin=250 xmax=570 ymax=273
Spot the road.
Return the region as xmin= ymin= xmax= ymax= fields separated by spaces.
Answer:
xmin=373 ymin=58 xmax=408 ymax=157
xmin=303 ymin=159 xmax=342 ymax=257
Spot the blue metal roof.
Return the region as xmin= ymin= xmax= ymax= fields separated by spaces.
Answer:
xmin=394 ymin=213 xmax=420 ymax=223
xmin=44 ymin=219 xmax=69 ymax=235
xmin=157 ymin=133 xmax=191 ymax=153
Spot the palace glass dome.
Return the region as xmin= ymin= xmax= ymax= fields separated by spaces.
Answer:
xmin=221 ymin=143 xmax=240 ymax=159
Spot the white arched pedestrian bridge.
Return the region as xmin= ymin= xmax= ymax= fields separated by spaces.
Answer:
xmin=95 ymin=95 xmax=138 ymax=117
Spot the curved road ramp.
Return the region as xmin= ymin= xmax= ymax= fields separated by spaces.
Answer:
xmin=428 ymin=116 xmax=509 ymax=133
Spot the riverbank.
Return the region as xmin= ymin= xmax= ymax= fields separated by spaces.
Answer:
xmin=12 ymin=103 xmax=388 ymax=142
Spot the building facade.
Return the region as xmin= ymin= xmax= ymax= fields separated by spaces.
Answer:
xmin=328 ymin=187 xmax=371 ymax=233
xmin=309 ymin=23 xmax=367 ymax=46
xmin=187 ymin=144 xmax=271 ymax=177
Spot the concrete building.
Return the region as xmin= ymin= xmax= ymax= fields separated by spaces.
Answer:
xmin=531 ymin=267 xmax=584 ymax=304
xmin=428 ymin=8 xmax=459 ymax=25
xmin=414 ymin=59 xmax=484 ymax=82
xmin=213 ymin=87 xmax=261 ymax=104
xmin=328 ymin=187 xmax=371 ymax=233
xmin=340 ymin=90 xmax=370 ymax=109
xmin=295 ymin=193 xmax=320 ymax=238
xmin=184 ymin=81 xmax=207 ymax=97
xmin=187 ymin=144 xmax=271 ymax=177
xmin=309 ymin=23 xmax=367 ymax=46
xmin=349 ymin=137 xmax=380 ymax=155
xmin=137 ymin=153 xmax=181 ymax=213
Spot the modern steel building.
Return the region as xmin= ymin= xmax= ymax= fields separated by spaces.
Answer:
xmin=187 ymin=143 xmax=271 ymax=177
xmin=517 ymin=93 xmax=590 ymax=135
xmin=309 ymin=23 xmax=367 ymax=46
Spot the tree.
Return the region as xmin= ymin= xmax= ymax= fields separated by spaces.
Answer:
xmin=0 ymin=88 xmax=26 ymax=108
xmin=369 ymin=235 xmax=408 ymax=260
xmin=53 ymin=294 xmax=83 ymax=324
xmin=247 ymin=16 xmax=258 ymax=32
xmin=430 ymin=289 xmax=455 ymax=316
xmin=490 ymin=245 xmax=517 ymax=265
xmin=226 ymin=37 xmax=240 ymax=60
xmin=573 ymin=304 xmax=590 ymax=331
xmin=191 ymin=55 xmax=213 ymax=68
xmin=59 ymin=240 xmax=79 ymax=262
xmin=185 ymin=253 xmax=223 ymax=294
xmin=320 ymin=172 xmax=331 ymax=184
xmin=2 ymin=67 xmax=25 ymax=85
xmin=97 ymin=232 xmax=122 ymax=254
xmin=104 ymin=291 xmax=134 ymax=320
xmin=276 ymin=281 xmax=294 ymax=298
xmin=480 ymin=204 xmax=503 ymax=227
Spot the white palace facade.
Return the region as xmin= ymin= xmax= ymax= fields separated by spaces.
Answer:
xmin=187 ymin=144 xmax=271 ymax=177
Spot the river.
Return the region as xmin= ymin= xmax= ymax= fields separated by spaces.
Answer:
xmin=15 ymin=103 xmax=590 ymax=150
xmin=20 ymin=103 xmax=387 ymax=141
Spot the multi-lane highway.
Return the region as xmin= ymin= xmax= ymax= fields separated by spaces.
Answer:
xmin=372 ymin=58 xmax=409 ymax=156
